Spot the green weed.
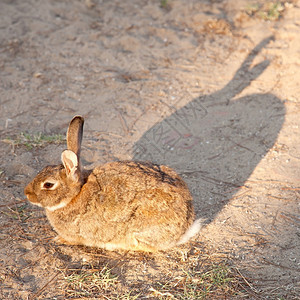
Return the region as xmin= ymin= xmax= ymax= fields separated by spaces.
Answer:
xmin=246 ymin=2 xmax=285 ymax=21
xmin=160 ymin=0 xmax=171 ymax=11
xmin=259 ymin=2 xmax=284 ymax=21
xmin=3 ymin=204 xmax=32 ymax=222
xmin=3 ymin=132 xmax=65 ymax=150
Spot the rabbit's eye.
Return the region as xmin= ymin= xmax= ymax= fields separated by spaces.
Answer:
xmin=44 ymin=182 xmax=54 ymax=188
xmin=41 ymin=180 xmax=58 ymax=190
xmin=42 ymin=182 xmax=55 ymax=189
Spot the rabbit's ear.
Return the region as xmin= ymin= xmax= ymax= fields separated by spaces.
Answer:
xmin=67 ymin=116 xmax=84 ymax=158
xmin=61 ymin=150 xmax=80 ymax=182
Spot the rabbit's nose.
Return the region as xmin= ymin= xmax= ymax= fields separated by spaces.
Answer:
xmin=24 ymin=183 xmax=33 ymax=196
xmin=24 ymin=183 xmax=39 ymax=204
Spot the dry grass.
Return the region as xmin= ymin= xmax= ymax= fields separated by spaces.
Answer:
xmin=148 ymin=264 xmax=238 ymax=299
xmin=62 ymin=264 xmax=120 ymax=298
xmin=56 ymin=251 xmax=247 ymax=299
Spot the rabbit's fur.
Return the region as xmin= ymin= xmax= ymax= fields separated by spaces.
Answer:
xmin=25 ymin=116 xmax=199 ymax=252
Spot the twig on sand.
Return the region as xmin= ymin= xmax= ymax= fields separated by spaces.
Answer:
xmin=234 ymin=267 xmax=260 ymax=295
xmin=29 ymin=272 xmax=60 ymax=300
xmin=261 ymin=257 xmax=300 ymax=272
xmin=0 ymin=199 xmax=27 ymax=208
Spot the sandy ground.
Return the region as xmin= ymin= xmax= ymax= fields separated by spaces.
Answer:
xmin=0 ymin=0 xmax=299 ymax=299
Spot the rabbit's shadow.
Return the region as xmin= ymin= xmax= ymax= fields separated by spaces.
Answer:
xmin=133 ymin=36 xmax=285 ymax=222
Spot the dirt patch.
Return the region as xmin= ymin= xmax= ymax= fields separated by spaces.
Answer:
xmin=0 ymin=0 xmax=299 ymax=299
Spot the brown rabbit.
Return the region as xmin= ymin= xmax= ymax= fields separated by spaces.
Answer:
xmin=24 ymin=116 xmax=200 ymax=252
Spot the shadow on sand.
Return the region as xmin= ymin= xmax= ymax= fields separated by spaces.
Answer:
xmin=133 ymin=36 xmax=285 ymax=222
